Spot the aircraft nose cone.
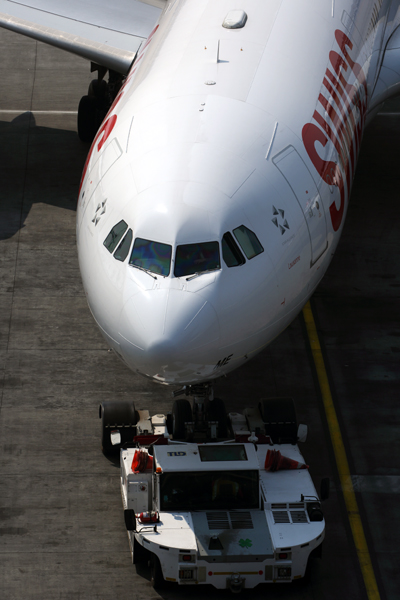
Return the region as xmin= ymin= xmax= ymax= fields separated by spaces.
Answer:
xmin=118 ymin=289 xmax=220 ymax=381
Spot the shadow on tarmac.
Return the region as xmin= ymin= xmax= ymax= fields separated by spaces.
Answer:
xmin=0 ymin=112 xmax=89 ymax=241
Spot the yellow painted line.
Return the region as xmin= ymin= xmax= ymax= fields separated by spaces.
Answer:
xmin=302 ymin=301 xmax=380 ymax=600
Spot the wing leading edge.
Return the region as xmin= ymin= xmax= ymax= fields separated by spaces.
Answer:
xmin=0 ymin=0 xmax=165 ymax=73
xmin=370 ymin=24 xmax=400 ymax=112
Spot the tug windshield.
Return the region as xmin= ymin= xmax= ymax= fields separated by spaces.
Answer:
xmin=160 ymin=470 xmax=259 ymax=511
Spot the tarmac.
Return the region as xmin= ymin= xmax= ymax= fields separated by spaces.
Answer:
xmin=0 ymin=28 xmax=399 ymax=600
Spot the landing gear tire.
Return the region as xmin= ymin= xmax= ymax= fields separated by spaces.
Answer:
xmin=99 ymin=400 xmax=137 ymax=453
xmin=172 ymin=399 xmax=192 ymax=440
xmin=77 ymin=95 xmax=98 ymax=143
xmin=208 ymin=397 xmax=228 ymax=438
xmin=88 ymin=78 xmax=108 ymax=99
xmin=258 ymin=397 xmax=297 ymax=444
xmin=150 ymin=554 xmax=165 ymax=589
xmin=78 ymin=79 xmax=109 ymax=143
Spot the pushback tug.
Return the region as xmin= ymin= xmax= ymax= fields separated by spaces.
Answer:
xmin=100 ymin=396 xmax=329 ymax=592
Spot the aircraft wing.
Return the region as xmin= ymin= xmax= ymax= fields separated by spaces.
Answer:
xmin=370 ymin=24 xmax=400 ymax=111
xmin=0 ymin=0 xmax=165 ymax=74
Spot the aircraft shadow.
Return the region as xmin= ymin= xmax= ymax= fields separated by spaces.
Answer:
xmin=0 ymin=112 xmax=89 ymax=241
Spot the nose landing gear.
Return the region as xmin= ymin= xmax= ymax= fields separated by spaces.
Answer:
xmin=171 ymin=384 xmax=228 ymax=441
xmin=99 ymin=383 xmax=229 ymax=453
xmin=78 ymin=63 xmax=123 ymax=143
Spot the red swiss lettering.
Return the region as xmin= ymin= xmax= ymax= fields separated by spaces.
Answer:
xmin=302 ymin=123 xmax=345 ymax=232
xmin=302 ymin=29 xmax=368 ymax=232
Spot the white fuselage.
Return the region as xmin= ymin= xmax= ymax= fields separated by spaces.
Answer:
xmin=76 ymin=0 xmax=394 ymax=385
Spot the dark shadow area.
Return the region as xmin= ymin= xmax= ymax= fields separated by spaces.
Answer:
xmin=0 ymin=112 xmax=89 ymax=241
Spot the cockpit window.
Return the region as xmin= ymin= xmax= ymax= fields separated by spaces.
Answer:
xmin=114 ymin=229 xmax=133 ymax=262
xmin=129 ymin=238 xmax=172 ymax=276
xmin=222 ymin=232 xmax=245 ymax=267
xmin=233 ymin=225 xmax=264 ymax=259
xmin=174 ymin=242 xmax=220 ymax=278
xmin=103 ymin=220 xmax=128 ymax=253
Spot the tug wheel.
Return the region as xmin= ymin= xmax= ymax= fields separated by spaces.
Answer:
xmin=99 ymin=400 xmax=137 ymax=453
xmin=150 ymin=554 xmax=165 ymax=589
xmin=133 ymin=536 xmax=148 ymax=564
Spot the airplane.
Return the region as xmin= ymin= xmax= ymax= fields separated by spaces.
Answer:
xmin=1 ymin=0 xmax=400 ymax=434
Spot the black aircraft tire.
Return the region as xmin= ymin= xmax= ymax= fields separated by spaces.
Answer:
xmin=88 ymin=78 xmax=108 ymax=99
xmin=258 ymin=397 xmax=297 ymax=444
xmin=208 ymin=397 xmax=228 ymax=438
xmin=172 ymin=399 xmax=192 ymax=440
xmin=77 ymin=95 xmax=98 ymax=143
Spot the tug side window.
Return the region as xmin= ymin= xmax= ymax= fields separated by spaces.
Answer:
xmin=104 ymin=220 xmax=128 ymax=253
xmin=233 ymin=225 xmax=264 ymax=259
xmin=222 ymin=232 xmax=245 ymax=267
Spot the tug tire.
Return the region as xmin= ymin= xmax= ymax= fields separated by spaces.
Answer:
xmin=133 ymin=536 xmax=148 ymax=564
xmin=99 ymin=400 xmax=137 ymax=452
xmin=150 ymin=554 xmax=165 ymax=588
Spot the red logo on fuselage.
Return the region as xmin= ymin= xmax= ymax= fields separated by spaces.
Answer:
xmin=302 ymin=30 xmax=367 ymax=232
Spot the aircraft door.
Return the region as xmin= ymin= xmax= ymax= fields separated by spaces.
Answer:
xmin=273 ymin=146 xmax=328 ymax=266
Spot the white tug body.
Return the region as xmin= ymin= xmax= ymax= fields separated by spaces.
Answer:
xmin=119 ymin=403 xmax=326 ymax=592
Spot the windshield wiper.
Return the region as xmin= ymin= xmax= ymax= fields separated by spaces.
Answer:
xmin=186 ymin=268 xmax=219 ymax=281
xmin=130 ymin=264 xmax=158 ymax=279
